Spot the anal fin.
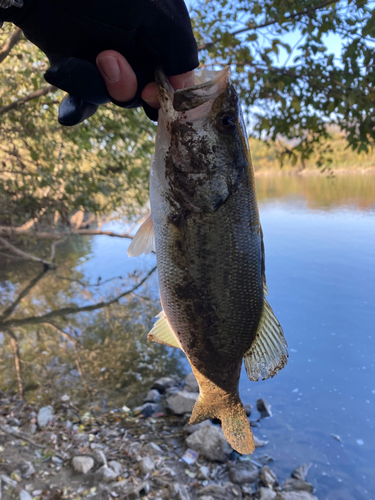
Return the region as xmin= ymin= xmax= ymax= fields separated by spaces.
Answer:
xmin=127 ymin=212 xmax=155 ymax=257
xmin=148 ymin=311 xmax=182 ymax=350
xmin=244 ymin=298 xmax=288 ymax=381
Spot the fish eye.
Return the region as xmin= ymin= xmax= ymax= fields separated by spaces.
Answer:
xmin=217 ymin=113 xmax=236 ymax=134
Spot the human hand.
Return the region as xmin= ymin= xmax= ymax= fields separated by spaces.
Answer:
xmin=96 ymin=50 xmax=195 ymax=109
xmin=0 ymin=0 xmax=198 ymax=125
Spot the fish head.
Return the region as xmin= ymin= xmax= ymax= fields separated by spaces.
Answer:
xmin=155 ymin=67 xmax=251 ymax=213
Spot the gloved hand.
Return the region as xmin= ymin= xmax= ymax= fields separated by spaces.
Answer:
xmin=0 ymin=0 xmax=198 ymax=125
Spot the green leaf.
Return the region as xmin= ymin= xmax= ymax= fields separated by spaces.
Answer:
xmin=221 ymin=32 xmax=232 ymax=47
xmin=291 ymin=96 xmax=301 ymax=113
xmin=30 ymin=150 xmax=38 ymax=162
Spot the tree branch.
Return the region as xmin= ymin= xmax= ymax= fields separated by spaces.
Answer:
xmin=55 ymin=274 xmax=125 ymax=288
xmin=0 ymin=226 xmax=134 ymax=240
xmin=72 ymin=229 xmax=134 ymax=239
xmin=0 ymin=27 xmax=22 ymax=64
xmin=0 ymin=236 xmax=56 ymax=269
xmin=4 ymin=328 xmax=24 ymax=400
xmin=0 ymin=85 xmax=57 ymax=116
xmin=42 ymin=322 xmax=78 ymax=345
xmin=0 ymin=425 xmax=65 ymax=460
xmin=198 ymin=0 xmax=339 ymax=51
xmin=0 ymin=266 xmax=157 ymax=329
xmin=50 ymin=238 xmax=63 ymax=262
xmin=0 ymin=268 xmax=48 ymax=323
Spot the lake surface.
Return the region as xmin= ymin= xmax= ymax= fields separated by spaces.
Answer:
xmin=0 ymin=173 xmax=374 ymax=500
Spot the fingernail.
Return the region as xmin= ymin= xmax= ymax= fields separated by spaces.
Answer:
xmin=97 ymin=56 xmax=121 ymax=82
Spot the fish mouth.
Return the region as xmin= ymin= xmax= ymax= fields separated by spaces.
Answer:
xmin=155 ymin=67 xmax=231 ymax=114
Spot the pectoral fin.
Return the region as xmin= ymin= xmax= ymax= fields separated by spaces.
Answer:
xmin=244 ymin=297 xmax=288 ymax=381
xmin=148 ymin=311 xmax=182 ymax=349
xmin=127 ymin=212 xmax=155 ymax=257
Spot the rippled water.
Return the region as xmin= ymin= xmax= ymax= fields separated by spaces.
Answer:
xmin=0 ymin=173 xmax=374 ymax=499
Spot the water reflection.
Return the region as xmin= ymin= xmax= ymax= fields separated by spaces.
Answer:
xmin=0 ymin=236 xmax=185 ymax=409
xmin=255 ymin=173 xmax=375 ymax=212
xmin=0 ymin=173 xmax=374 ymax=499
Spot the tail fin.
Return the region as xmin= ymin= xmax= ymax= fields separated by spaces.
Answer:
xmin=189 ymin=394 xmax=255 ymax=455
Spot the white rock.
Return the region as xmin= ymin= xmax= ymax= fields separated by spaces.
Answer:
xmin=61 ymin=394 xmax=70 ymax=402
xmin=260 ymin=487 xmax=277 ymax=500
xmin=291 ymin=463 xmax=312 ymax=481
xmin=228 ymin=462 xmax=260 ymax=484
xmin=148 ymin=442 xmax=163 ymax=455
xmin=7 ymin=418 xmax=21 ymax=427
xmin=254 ymin=435 xmax=268 ymax=448
xmin=19 ymin=460 xmax=36 ymax=479
xmin=171 ymin=483 xmax=191 ymax=500
xmin=198 ymin=465 xmax=210 ymax=480
xmin=29 ymin=424 xmax=37 ymax=435
xmin=139 ymin=456 xmax=155 ymax=475
xmin=152 ymin=377 xmax=176 ymax=393
xmin=167 ymin=390 xmax=199 ymax=415
xmin=96 ymin=466 xmax=118 ymax=482
xmin=65 ymin=420 xmax=73 ymax=430
xmin=0 ymin=474 xmax=18 ymax=488
xmin=185 ymin=420 xmax=212 ymax=434
xmin=20 ymin=491 xmax=33 ymax=500
xmin=109 ymin=460 xmax=122 ymax=476
xmin=37 ymin=406 xmax=53 ymax=428
xmin=260 ymin=466 xmax=277 ymax=487
xmin=275 ymin=492 xmax=318 ymax=500
xmin=184 ymin=372 xmax=199 ymax=393
xmin=186 ymin=425 xmax=232 ymax=462
xmin=72 ymin=456 xmax=95 ymax=474
xmin=199 ymin=485 xmax=227 ymax=497
xmin=93 ymin=450 xmax=107 ymax=465
xmin=144 ymin=389 xmax=161 ymax=403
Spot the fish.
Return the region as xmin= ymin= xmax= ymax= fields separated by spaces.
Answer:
xmin=128 ymin=67 xmax=288 ymax=454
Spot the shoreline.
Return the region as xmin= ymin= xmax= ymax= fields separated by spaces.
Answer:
xmin=0 ymin=374 xmax=319 ymax=500
xmin=254 ymin=167 xmax=375 ymax=177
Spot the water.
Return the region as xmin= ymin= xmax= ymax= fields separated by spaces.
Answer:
xmin=0 ymin=173 xmax=374 ymax=499
xmin=240 ymin=175 xmax=375 ymax=500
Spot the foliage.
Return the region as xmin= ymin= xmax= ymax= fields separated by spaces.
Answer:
xmin=250 ymin=128 xmax=375 ymax=171
xmin=0 ymin=24 xmax=155 ymax=226
xmin=192 ymin=0 xmax=375 ymax=162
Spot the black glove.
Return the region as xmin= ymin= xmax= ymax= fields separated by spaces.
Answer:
xmin=0 ymin=0 xmax=198 ymax=124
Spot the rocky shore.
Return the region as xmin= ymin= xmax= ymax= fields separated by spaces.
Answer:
xmin=0 ymin=373 xmax=318 ymax=500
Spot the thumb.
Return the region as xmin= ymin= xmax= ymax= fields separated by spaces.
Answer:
xmin=96 ymin=50 xmax=137 ymax=103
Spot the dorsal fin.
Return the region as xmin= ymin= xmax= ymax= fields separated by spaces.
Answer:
xmin=244 ymin=296 xmax=288 ymax=381
xmin=127 ymin=212 xmax=155 ymax=257
xmin=147 ymin=311 xmax=182 ymax=350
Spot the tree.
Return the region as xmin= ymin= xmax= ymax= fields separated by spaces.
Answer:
xmin=192 ymin=0 xmax=375 ymax=163
xmin=0 ymin=23 xmax=155 ymax=230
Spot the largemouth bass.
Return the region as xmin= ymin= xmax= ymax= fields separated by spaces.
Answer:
xmin=128 ymin=67 xmax=288 ymax=454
